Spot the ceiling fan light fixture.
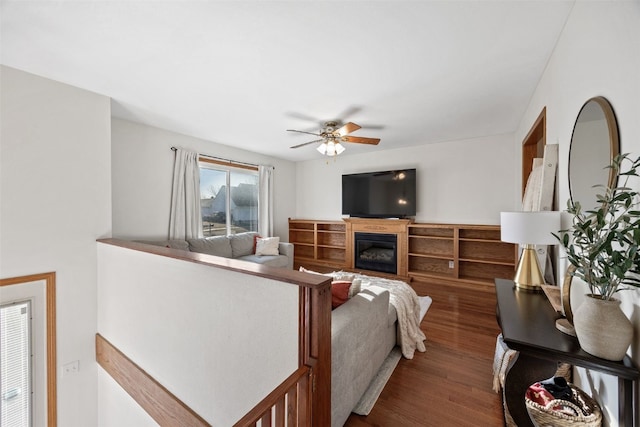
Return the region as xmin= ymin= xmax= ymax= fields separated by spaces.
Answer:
xmin=288 ymin=120 xmax=377 ymax=156
xmin=326 ymin=141 xmax=337 ymax=156
xmin=316 ymin=140 xmax=345 ymax=156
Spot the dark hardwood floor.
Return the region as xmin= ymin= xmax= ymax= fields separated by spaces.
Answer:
xmin=344 ymin=279 xmax=505 ymax=427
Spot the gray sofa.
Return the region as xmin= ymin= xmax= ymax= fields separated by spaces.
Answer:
xmin=138 ymin=232 xmax=294 ymax=269
xmin=331 ymin=286 xmax=397 ymax=427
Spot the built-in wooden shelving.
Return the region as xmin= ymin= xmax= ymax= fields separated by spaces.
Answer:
xmin=289 ymin=219 xmax=347 ymax=270
xmin=408 ymin=224 xmax=517 ymax=285
xmin=289 ymin=219 xmax=517 ymax=287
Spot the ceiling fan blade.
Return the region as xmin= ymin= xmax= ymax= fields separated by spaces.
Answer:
xmin=335 ymin=122 xmax=361 ymax=136
xmin=341 ymin=136 xmax=380 ymax=145
xmin=287 ymin=129 xmax=322 ymax=137
xmin=357 ymin=123 xmax=385 ymax=130
xmin=290 ymin=139 xmax=324 ymax=149
xmin=285 ymin=111 xmax=321 ymax=122
xmin=336 ymin=106 xmax=362 ymax=121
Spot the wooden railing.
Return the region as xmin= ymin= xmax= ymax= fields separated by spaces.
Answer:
xmin=96 ymin=239 xmax=331 ymax=427
xmin=96 ymin=334 xmax=210 ymax=427
xmin=233 ymin=366 xmax=311 ymax=427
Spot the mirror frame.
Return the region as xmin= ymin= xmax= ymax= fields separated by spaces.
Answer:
xmin=562 ymin=265 xmax=575 ymax=323
xmin=568 ymin=96 xmax=620 ymax=207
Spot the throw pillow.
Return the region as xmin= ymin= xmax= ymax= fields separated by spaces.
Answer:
xmin=331 ymin=280 xmax=351 ymax=309
xmin=255 ymin=237 xmax=280 ymax=256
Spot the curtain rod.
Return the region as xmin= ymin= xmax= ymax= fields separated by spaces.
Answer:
xmin=170 ymin=146 xmax=268 ymax=169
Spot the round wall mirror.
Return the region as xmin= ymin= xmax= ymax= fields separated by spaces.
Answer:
xmin=560 ymin=97 xmax=620 ymax=335
xmin=568 ymin=96 xmax=619 ymax=211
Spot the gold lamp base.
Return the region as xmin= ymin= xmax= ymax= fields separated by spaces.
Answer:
xmin=513 ymin=245 xmax=545 ymax=292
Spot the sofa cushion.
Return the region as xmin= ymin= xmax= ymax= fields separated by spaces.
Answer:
xmin=238 ymin=254 xmax=289 ymax=268
xmin=229 ymin=232 xmax=259 ymax=257
xmin=255 ymin=237 xmax=280 ymax=256
xmin=187 ymin=236 xmax=233 ymax=258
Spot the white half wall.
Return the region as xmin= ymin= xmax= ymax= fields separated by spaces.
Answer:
xmin=295 ymin=133 xmax=517 ymax=224
xmin=111 ymin=118 xmax=296 ymax=241
xmin=97 ymin=243 xmax=299 ymax=427
xmin=514 ymin=2 xmax=640 ymax=425
xmin=0 ymin=66 xmax=112 ymax=426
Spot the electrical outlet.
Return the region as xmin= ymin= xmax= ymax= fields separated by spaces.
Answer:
xmin=448 ymin=260 xmax=454 ymax=269
xmin=63 ymin=360 xmax=79 ymax=376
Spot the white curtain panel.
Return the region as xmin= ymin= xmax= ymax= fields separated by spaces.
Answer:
xmin=169 ymin=148 xmax=203 ymax=240
xmin=258 ymin=165 xmax=274 ymax=237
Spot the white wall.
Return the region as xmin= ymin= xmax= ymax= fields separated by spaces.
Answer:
xmin=514 ymin=2 xmax=640 ymax=425
xmin=295 ymin=133 xmax=517 ymax=224
xmin=97 ymin=243 xmax=299 ymax=427
xmin=0 ymin=66 xmax=111 ymax=426
xmin=111 ymin=118 xmax=297 ymax=241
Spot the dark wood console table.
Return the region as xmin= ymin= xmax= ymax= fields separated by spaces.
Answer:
xmin=495 ymin=278 xmax=639 ymax=426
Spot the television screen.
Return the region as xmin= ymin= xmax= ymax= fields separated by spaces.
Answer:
xmin=342 ymin=169 xmax=416 ymax=218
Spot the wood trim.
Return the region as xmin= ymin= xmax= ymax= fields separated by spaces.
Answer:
xmin=98 ymin=238 xmax=329 ymax=289
xmin=96 ymin=334 xmax=211 ymax=427
xmin=298 ymin=284 xmax=331 ymax=427
xmin=0 ymin=272 xmax=57 ymax=427
xmin=522 ymin=107 xmax=547 ymax=196
xmin=199 ymin=156 xmax=258 ymax=171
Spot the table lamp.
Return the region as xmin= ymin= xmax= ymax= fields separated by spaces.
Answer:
xmin=500 ymin=211 xmax=561 ymax=291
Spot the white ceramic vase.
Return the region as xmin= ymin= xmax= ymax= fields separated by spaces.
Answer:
xmin=573 ymin=294 xmax=633 ymax=361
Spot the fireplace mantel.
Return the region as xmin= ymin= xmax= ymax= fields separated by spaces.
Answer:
xmin=343 ymin=218 xmax=412 ymax=277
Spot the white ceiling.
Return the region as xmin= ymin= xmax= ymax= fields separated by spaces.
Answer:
xmin=1 ymin=1 xmax=575 ymax=161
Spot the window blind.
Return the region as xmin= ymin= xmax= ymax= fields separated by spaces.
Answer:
xmin=1 ymin=301 xmax=32 ymax=427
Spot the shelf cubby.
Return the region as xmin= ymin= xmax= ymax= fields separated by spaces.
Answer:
xmin=289 ymin=219 xmax=347 ymax=270
xmin=409 ymin=237 xmax=454 ymax=258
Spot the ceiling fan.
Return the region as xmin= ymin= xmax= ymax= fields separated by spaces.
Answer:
xmin=287 ymin=121 xmax=380 ymax=156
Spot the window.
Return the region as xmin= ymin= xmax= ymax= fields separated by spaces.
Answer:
xmin=0 ymin=273 xmax=56 ymax=427
xmin=1 ymin=300 xmax=32 ymax=427
xmin=199 ymin=160 xmax=259 ymax=236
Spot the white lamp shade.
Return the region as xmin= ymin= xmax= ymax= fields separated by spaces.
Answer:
xmin=326 ymin=141 xmax=337 ymax=156
xmin=500 ymin=211 xmax=561 ymax=245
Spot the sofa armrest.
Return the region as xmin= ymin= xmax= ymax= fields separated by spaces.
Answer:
xmin=278 ymin=242 xmax=294 ymax=269
xmin=331 ymin=286 xmax=391 ymax=427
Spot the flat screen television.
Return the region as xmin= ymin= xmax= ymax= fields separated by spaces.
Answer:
xmin=342 ymin=168 xmax=416 ymax=218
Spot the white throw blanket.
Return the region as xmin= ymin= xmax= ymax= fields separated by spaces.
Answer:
xmin=330 ymin=272 xmax=427 ymax=359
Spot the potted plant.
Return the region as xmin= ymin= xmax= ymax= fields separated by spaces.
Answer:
xmin=555 ymin=153 xmax=640 ymax=361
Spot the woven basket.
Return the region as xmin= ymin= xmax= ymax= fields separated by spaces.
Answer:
xmin=525 ymin=384 xmax=602 ymax=427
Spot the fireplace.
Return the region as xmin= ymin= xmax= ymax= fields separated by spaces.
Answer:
xmin=354 ymin=232 xmax=397 ymax=274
